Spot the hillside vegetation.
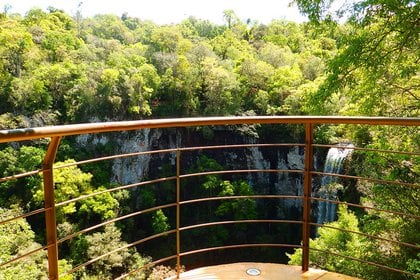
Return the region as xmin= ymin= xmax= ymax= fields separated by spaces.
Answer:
xmin=0 ymin=1 xmax=418 ymax=279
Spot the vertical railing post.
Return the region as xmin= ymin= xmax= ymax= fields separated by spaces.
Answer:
xmin=302 ymin=123 xmax=313 ymax=272
xmin=176 ymin=148 xmax=181 ymax=279
xmin=43 ymin=136 xmax=62 ymax=280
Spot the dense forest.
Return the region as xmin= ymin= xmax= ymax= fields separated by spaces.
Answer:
xmin=0 ymin=0 xmax=418 ymax=279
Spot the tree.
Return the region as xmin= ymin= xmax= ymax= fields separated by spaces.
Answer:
xmin=78 ymin=224 xmax=149 ymax=279
xmin=0 ymin=146 xmax=45 ymax=207
xmin=34 ymin=160 xmax=91 ymax=215
xmin=238 ymin=58 xmax=274 ymax=92
xmin=211 ymin=29 xmax=253 ymax=61
xmin=215 ymin=180 xmax=257 ymax=221
xmin=200 ymin=57 xmax=240 ymax=115
xmin=32 ymin=160 xmax=120 ymax=226
xmin=126 ymin=63 xmax=161 ymax=116
xmin=268 ymin=64 xmax=303 ymax=109
xmin=264 ymin=20 xmax=305 ymax=52
xmin=78 ymin=187 xmax=120 ymax=221
xmin=0 ymin=207 xmax=73 ymax=280
xmin=237 ymin=58 xmax=275 ymax=112
xmin=84 ymin=14 xmax=134 ymax=44
xmin=154 ymin=53 xmax=199 ymax=116
xmin=0 ymin=18 xmax=33 ymax=78
xmin=293 ymin=0 xmax=419 ymax=117
xmin=288 ymin=205 xmax=376 ymax=279
xmin=258 ymin=43 xmax=295 ymax=68
xmin=0 ymin=207 xmax=46 ymax=279
xmin=151 ymin=209 xmax=170 ymax=234
xmin=150 ymin=26 xmax=184 ymax=53
xmin=291 ymin=2 xmax=419 ymax=277
xmin=181 ymin=17 xmax=224 ymax=39
xmin=223 ymin=10 xmax=239 ymax=29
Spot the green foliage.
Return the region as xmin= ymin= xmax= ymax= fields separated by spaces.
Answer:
xmin=297 ymin=0 xmax=419 ymax=117
xmin=293 ymin=0 xmax=335 ymax=22
xmin=79 ymin=224 xmax=149 ymax=279
xmin=34 ymin=160 xmax=92 ymax=216
xmin=288 ymin=205 xmax=370 ymax=278
xmin=407 ymin=254 xmax=420 ymax=275
xmin=0 ymin=207 xmax=38 ymax=262
xmin=348 ymin=125 xmax=420 ymax=279
xmin=1 ymin=4 xmax=415 ymax=121
xmin=215 ymin=180 xmax=257 ymax=221
xmin=181 ymin=16 xmax=224 ymax=39
xmin=151 ymin=209 xmax=170 ymax=233
xmin=0 ymin=113 xmax=28 ymax=129
xmin=0 ymin=6 xmax=345 ymax=121
xmin=264 ymin=20 xmax=305 ymax=52
xmin=58 ymin=259 xmax=74 ymax=280
xmin=184 ymin=156 xmax=258 ymax=249
xmin=0 ymin=207 xmax=73 ymax=279
xmin=0 ymin=5 xmax=418 ymax=279
xmin=79 ymin=187 xmax=119 ymax=221
xmin=0 ymin=17 xmax=33 ymax=78
xmin=288 ymin=203 xmax=418 ymax=279
xmin=200 ymin=57 xmax=240 ymax=115
xmin=84 ymin=14 xmax=134 ymax=44
xmin=192 ymin=155 xmax=224 ymax=193
xmin=31 ymin=160 xmax=120 ymax=226
xmin=0 ymin=145 xmax=45 ymax=206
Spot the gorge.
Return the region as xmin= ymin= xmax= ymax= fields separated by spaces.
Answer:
xmin=75 ymin=127 xmax=352 ymax=244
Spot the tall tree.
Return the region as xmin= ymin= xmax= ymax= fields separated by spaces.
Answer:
xmin=293 ymin=0 xmax=419 ymax=116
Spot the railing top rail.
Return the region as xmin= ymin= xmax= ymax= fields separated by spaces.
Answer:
xmin=0 ymin=116 xmax=419 ymax=143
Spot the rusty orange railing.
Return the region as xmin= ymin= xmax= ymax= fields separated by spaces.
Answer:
xmin=0 ymin=116 xmax=419 ymax=279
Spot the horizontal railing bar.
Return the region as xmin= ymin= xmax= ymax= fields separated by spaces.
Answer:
xmin=180 ymin=169 xmax=304 ymax=179
xmin=52 ymin=148 xmax=178 ymax=171
xmin=180 ymin=219 xmax=303 ymax=232
xmin=56 ymin=176 xmax=177 ymax=207
xmin=313 ymin=144 xmax=420 ymax=156
xmin=0 ymin=207 xmax=48 ymax=226
xmin=0 ymin=144 xmax=301 ymax=183
xmin=0 ymin=243 xmax=52 ymax=268
xmin=62 ymin=229 xmax=177 ymax=277
xmin=180 ymin=143 xmax=305 ymax=152
xmin=58 ymin=203 xmax=177 ymax=244
xmin=311 ymin=171 xmax=419 ymax=188
xmin=115 ymin=254 xmax=178 ymax=280
xmin=310 ymin=197 xmax=420 ymax=220
xmin=0 ymin=150 xmax=176 ymax=185
xmin=180 ymin=243 xmax=302 ymax=257
xmin=310 ymin=223 xmax=420 ymax=250
xmin=180 ymin=195 xmax=304 ymax=206
xmin=0 ymin=169 xmax=42 ymax=183
xmin=1 ymin=116 xmax=419 ymax=143
xmin=310 ymin=248 xmax=418 ymax=277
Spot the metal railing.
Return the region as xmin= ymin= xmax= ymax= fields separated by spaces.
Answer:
xmin=0 ymin=116 xmax=419 ymax=279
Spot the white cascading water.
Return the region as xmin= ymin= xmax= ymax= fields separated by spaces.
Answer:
xmin=316 ymin=144 xmax=354 ymax=225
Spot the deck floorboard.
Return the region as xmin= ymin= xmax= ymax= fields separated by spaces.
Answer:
xmin=168 ymin=262 xmax=360 ymax=280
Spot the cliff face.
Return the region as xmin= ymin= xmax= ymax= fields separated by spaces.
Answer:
xmin=77 ymin=127 xmax=363 ymax=245
xmin=76 ymin=127 xmax=307 ymax=219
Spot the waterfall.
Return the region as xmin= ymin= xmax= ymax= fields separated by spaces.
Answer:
xmin=316 ymin=144 xmax=354 ymax=225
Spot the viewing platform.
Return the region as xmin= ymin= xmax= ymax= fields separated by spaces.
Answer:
xmin=169 ymin=263 xmax=361 ymax=279
xmin=0 ymin=116 xmax=418 ymax=279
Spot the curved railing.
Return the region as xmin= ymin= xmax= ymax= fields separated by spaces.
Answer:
xmin=0 ymin=116 xmax=419 ymax=279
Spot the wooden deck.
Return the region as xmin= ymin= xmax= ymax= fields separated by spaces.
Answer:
xmin=168 ymin=263 xmax=361 ymax=280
